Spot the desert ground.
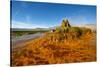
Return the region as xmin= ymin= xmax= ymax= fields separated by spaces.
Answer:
xmin=11 ymin=19 xmax=96 ymax=66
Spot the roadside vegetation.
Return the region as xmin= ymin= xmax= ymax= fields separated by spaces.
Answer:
xmin=11 ymin=30 xmax=48 ymax=38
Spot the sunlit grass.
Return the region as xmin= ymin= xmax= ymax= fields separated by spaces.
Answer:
xmin=11 ymin=27 xmax=96 ymax=66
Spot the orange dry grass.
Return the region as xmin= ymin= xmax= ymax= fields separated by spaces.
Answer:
xmin=11 ymin=32 xmax=96 ymax=66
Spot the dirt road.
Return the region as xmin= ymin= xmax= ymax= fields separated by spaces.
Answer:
xmin=11 ymin=33 xmax=44 ymax=49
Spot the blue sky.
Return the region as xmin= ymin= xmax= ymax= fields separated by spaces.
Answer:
xmin=11 ymin=1 xmax=96 ymax=28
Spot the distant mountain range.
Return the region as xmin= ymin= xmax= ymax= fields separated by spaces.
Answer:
xmin=75 ymin=24 xmax=96 ymax=31
xmin=11 ymin=24 xmax=96 ymax=31
xmin=11 ymin=28 xmax=50 ymax=31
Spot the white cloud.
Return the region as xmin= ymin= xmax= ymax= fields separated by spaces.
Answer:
xmin=11 ymin=20 xmax=48 ymax=28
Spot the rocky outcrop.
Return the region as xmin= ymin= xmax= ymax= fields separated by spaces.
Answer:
xmin=61 ymin=19 xmax=71 ymax=28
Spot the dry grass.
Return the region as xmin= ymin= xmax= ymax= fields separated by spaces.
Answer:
xmin=11 ymin=28 xmax=96 ymax=66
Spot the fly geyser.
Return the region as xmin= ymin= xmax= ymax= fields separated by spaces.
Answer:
xmin=12 ymin=19 xmax=96 ymax=66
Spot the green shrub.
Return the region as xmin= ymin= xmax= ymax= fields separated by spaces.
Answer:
xmin=68 ymin=27 xmax=82 ymax=38
xmin=55 ymin=27 xmax=61 ymax=33
xmin=80 ymin=27 xmax=92 ymax=34
xmin=61 ymin=27 xmax=69 ymax=33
